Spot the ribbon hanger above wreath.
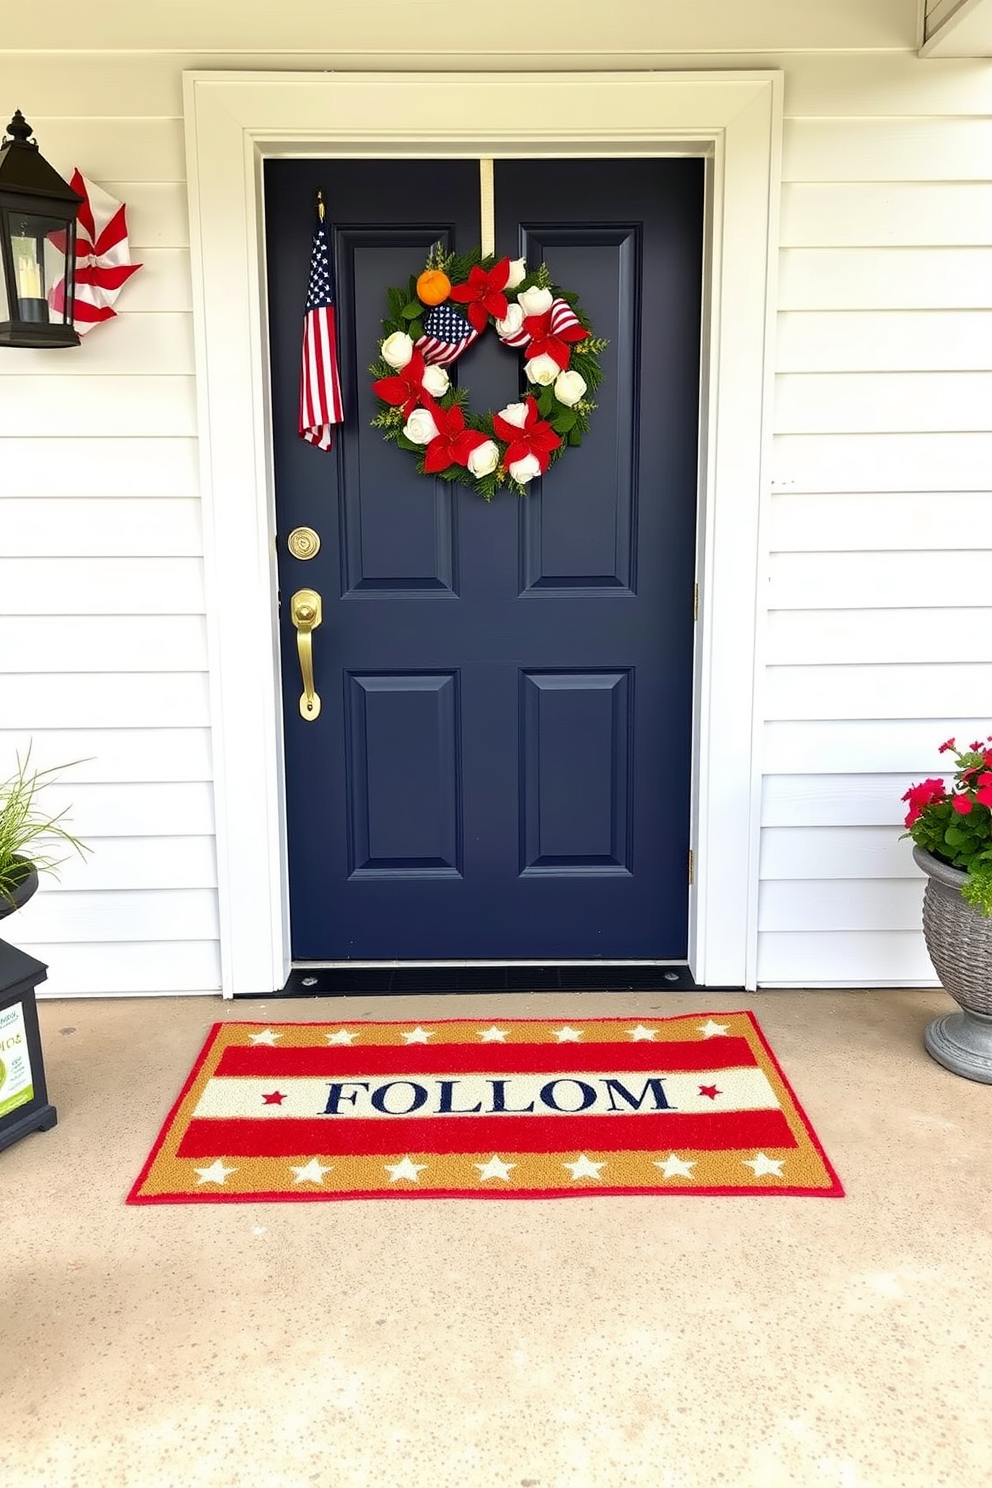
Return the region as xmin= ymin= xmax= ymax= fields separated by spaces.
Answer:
xmin=370 ymin=160 xmax=607 ymax=500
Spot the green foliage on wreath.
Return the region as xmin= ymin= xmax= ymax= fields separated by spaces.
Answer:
xmin=370 ymin=243 xmax=607 ymax=500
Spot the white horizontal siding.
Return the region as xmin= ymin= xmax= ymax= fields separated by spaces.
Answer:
xmin=0 ymin=499 xmax=202 ymax=556
xmin=43 ymin=837 xmax=217 ymax=892
xmin=2 ymin=674 xmax=210 ymax=729
xmin=0 ymin=728 xmax=213 ymax=782
xmin=776 ymin=311 xmax=992 ymax=372
xmin=769 ymin=493 xmax=992 ymax=550
xmin=759 ymin=879 xmax=924 ymax=933
xmin=14 ymin=887 xmax=219 ymax=943
xmin=778 ymin=248 xmax=992 ymax=310
xmin=3 ymin=43 xmax=992 ymax=993
xmin=765 ymin=664 xmax=992 ymax=721
xmin=771 ymin=433 xmax=992 ymax=492
xmin=0 ymin=616 xmax=208 ymax=672
xmin=757 ymin=931 xmax=934 ymax=985
xmin=767 ymin=609 xmax=992 ymax=665
xmin=781 ymin=184 xmax=992 ymax=246
xmin=769 ymin=551 xmax=991 ymax=608
xmin=1 ymin=438 xmax=198 ymax=497
xmin=0 ymin=314 xmax=194 ymax=376
xmin=763 ymin=774 xmax=920 ymax=827
xmin=775 ymin=372 xmax=992 ymax=434
xmin=19 ymin=941 xmax=221 ymax=997
xmin=0 ymin=559 xmax=204 ymax=613
xmin=764 ymin=720 xmax=992 ymax=775
xmin=0 ymin=377 xmax=197 ymax=438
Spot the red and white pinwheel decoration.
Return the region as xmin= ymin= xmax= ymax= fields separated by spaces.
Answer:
xmin=49 ymin=171 xmax=141 ymax=334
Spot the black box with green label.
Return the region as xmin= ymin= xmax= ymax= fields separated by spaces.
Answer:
xmin=0 ymin=939 xmax=56 ymax=1154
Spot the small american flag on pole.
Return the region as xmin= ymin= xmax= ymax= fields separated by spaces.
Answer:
xmin=298 ymin=194 xmax=344 ymax=451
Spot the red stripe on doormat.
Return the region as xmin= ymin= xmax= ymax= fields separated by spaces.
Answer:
xmin=214 ymin=1037 xmax=759 ymax=1080
xmin=175 ymin=1107 xmax=797 ymax=1159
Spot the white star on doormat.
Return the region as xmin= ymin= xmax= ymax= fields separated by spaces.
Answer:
xmin=477 ymin=1026 xmax=509 ymax=1042
xmin=326 ymin=1029 xmax=358 ymax=1045
xmin=697 ymin=1020 xmax=730 ymax=1039
xmin=401 ymin=1026 xmax=434 ymax=1044
xmin=474 ymin=1155 xmax=517 ymax=1182
xmin=654 ymin=1153 xmax=697 ymax=1180
xmin=743 ymin=1152 xmax=785 ymax=1178
xmin=248 ymin=1028 xmax=282 ymax=1045
xmin=563 ymin=1154 xmax=606 ymax=1182
xmin=194 ymin=1159 xmax=237 ymax=1185
xmin=291 ymin=1158 xmax=333 ymax=1185
xmin=552 ymin=1026 xmax=583 ymax=1042
xmin=384 ymin=1157 xmax=428 ymax=1183
xmin=627 ymin=1025 xmax=657 ymax=1041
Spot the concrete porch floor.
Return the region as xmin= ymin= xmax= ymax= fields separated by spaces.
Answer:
xmin=2 ymin=988 xmax=991 ymax=1488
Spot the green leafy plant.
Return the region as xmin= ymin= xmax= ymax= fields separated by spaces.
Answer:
xmin=901 ymin=735 xmax=992 ymax=916
xmin=0 ymin=748 xmax=90 ymax=907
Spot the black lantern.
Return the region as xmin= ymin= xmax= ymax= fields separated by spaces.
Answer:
xmin=0 ymin=110 xmax=83 ymax=348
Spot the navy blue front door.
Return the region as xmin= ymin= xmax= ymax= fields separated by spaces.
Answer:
xmin=265 ymin=158 xmax=702 ymax=960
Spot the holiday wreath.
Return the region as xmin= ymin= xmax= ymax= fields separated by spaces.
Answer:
xmin=370 ymin=243 xmax=607 ymax=499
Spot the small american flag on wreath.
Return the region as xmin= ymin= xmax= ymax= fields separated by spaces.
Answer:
xmin=298 ymin=193 xmax=344 ymax=451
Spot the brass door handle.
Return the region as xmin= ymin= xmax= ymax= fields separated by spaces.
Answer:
xmin=290 ymin=588 xmax=322 ymax=720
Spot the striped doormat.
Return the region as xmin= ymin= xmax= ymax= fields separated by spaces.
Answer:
xmin=127 ymin=1013 xmax=842 ymax=1202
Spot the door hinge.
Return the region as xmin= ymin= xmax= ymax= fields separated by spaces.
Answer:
xmin=688 ymin=848 xmax=695 ymax=886
xmin=693 ymin=583 xmax=699 ymax=622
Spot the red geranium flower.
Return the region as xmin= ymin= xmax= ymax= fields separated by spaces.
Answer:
xmin=492 ymin=396 xmax=562 ymax=475
xmin=901 ymin=777 xmax=947 ymax=827
xmin=522 ymin=304 xmax=589 ymax=372
xmin=372 ymin=349 xmax=428 ymax=419
xmin=449 ymin=259 xmax=511 ymax=332
xmin=952 ymin=794 xmax=974 ymax=815
xmin=975 ymin=773 xmax=992 ymax=808
xmin=420 ymin=397 xmax=487 ymax=474
xmin=938 ymin=738 xmax=956 ymax=753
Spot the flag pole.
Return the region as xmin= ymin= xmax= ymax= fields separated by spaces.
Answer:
xmin=316 ymin=189 xmax=325 ymax=223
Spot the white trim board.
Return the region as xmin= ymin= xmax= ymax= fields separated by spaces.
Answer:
xmin=182 ymin=70 xmax=782 ymax=997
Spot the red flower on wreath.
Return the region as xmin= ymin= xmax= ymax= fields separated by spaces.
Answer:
xmin=372 ymin=348 xmax=428 ymax=419
xmin=421 ymin=397 xmax=488 ymax=473
xmin=449 ymin=259 xmax=511 ymax=332
xmin=492 ymin=396 xmax=562 ymax=475
xmin=523 ymin=304 xmax=589 ymax=371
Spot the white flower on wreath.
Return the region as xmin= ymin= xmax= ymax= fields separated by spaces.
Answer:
xmin=508 ymin=453 xmax=543 ymax=485
xmin=495 ymin=303 xmax=525 ymax=341
xmin=381 ymin=331 xmax=414 ymax=369
xmin=421 ymin=364 xmax=450 ymax=397
xmin=496 ymin=402 xmax=530 ymax=430
xmin=553 ymin=369 xmax=587 ymax=407
xmin=517 ymin=285 xmax=553 ymax=318
xmin=467 ymin=440 xmax=500 ymax=478
xmin=403 ymin=407 xmax=440 ymax=445
xmin=505 ymin=257 xmax=527 ymax=290
xmin=524 ymin=353 xmax=562 ymax=387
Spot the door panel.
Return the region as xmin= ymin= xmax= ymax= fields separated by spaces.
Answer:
xmin=265 ymin=157 xmax=703 ymax=961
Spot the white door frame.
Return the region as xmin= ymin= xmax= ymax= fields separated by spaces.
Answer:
xmin=182 ymin=70 xmax=782 ymax=997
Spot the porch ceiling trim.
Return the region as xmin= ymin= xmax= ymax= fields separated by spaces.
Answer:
xmin=921 ymin=0 xmax=992 ymax=56
xmin=182 ymin=69 xmax=782 ymax=995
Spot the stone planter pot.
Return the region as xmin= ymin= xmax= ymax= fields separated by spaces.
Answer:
xmin=0 ymin=856 xmax=38 ymax=922
xmin=914 ymin=845 xmax=992 ymax=1083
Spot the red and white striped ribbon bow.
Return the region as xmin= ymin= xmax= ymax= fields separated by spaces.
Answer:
xmin=549 ymin=296 xmax=584 ymax=337
xmin=49 ymin=171 xmax=141 ymax=334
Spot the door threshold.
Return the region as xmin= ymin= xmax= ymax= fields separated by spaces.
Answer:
xmin=243 ymin=963 xmax=697 ymax=998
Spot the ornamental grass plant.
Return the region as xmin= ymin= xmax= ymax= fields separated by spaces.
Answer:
xmin=0 ymin=748 xmax=90 ymax=908
xmin=902 ymin=736 xmax=992 ymax=916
